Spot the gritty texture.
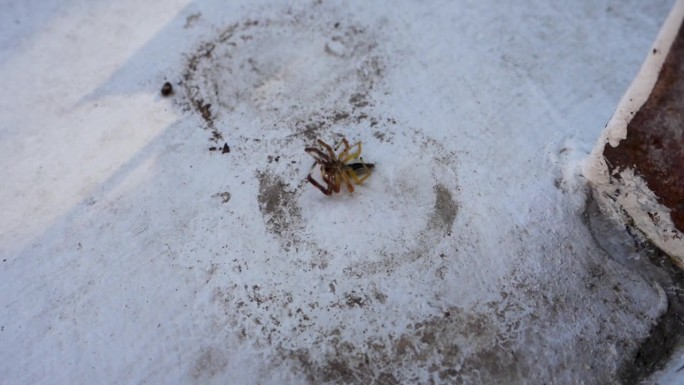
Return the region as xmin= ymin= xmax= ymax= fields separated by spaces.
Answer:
xmin=0 ymin=1 xmax=678 ymax=384
xmin=586 ymin=196 xmax=684 ymax=384
xmin=170 ymin=4 xmax=665 ymax=383
xmin=430 ymin=184 xmax=458 ymax=236
xmin=179 ymin=7 xmax=386 ymax=148
xmin=257 ymin=172 xmax=303 ymax=251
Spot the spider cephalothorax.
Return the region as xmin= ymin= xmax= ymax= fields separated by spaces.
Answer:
xmin=305 ymin=138 xmax=374 ymax=195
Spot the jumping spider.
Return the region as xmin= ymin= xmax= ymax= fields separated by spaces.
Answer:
xmin=305 ymin=138 xmax=375 ymax=195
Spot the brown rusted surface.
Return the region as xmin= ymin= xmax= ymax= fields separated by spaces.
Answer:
xmin=604 ymin=23 xmax=684 ymax=232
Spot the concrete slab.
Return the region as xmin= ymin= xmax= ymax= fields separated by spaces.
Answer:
xmin=0 ymin=0 xmax=680 ymax=384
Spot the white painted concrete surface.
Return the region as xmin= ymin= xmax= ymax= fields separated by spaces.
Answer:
xmin=0 ymin=0 xmax=678 ymax=384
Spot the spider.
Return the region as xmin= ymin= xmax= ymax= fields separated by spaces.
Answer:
xmin=305 ymin=138 xmax=375 ymax=195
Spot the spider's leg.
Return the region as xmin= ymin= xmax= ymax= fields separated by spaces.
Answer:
xmin=337 ymin=138 xmax=352 ymax=161
xmin=332 ymin=138 xmax=347 ymax=152
xmin=305 ymin=147 xmax=330 ymax=164
xmin=332 ymin=172 xmax=343 ymax=193
xmin=356 ymin=169 xmax=372 ymax=184
xmin=346 ymin=166 xmax=371 ymax=185
xmin=341 ymin=141 xmax=362 ymax=164
xmin=339 ymin=169 xmax=355 ymax=193
xmin=307 ymin=173 xmax=333 ymax=195
xmin=318 ymin=166 xmax=339 ymax=194
xmin=346 ymin=159 xmax=374 ymax=184
xmin=317 ymin=140 xmax=337 ymax=161
xmin=356 ymin=158 xmax=373 ymax=183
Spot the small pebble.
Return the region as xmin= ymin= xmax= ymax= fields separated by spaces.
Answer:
xmin=161 ymin=82 xmax=173 ymax=96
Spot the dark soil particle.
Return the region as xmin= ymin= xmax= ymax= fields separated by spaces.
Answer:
xmin=161 ymin=81 xmax=173 ymax=96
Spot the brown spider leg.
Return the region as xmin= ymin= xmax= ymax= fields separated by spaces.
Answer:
xmin=317 ymin=140 xmax=337 ymax=161
xmin=305 ymin=146 xmax=336 ymax=195
xmin=305 ymin=147 xmax=331 ymax=164
xmin=339 ymin=168 xmax=355 ymax=193
xmin=328 ymin=172 xmax=341 ymax=193
xmin=313 ymin=170 xmax=338 ymax=194
xmin=317 ymin=165 xmax=341 ymax=194
xmin=307 ymin=173 xmax=333 ymax=195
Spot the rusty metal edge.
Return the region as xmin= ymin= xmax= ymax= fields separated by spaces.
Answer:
xmin=583 ymin=0 xmax=684 ymax=268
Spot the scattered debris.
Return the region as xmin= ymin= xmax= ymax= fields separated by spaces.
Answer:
xmin=160 ymin=81 xmax=173 ymax=96
xmin=209 ymin=143 xmax=230 ymax=154
xmin=213 ymin=192 xmax=231 ymax=203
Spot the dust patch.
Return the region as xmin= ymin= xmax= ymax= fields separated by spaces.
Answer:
xmin=211 ymin=282 xmax=321 ymax=350
xmin=212 ymin=191 xmax=231 ymax=203
xmin=273 ymin=308 xmax=525 ymax=385
xmin=192 ymin=347 xmax=229 ymax=381
xmin=491 ymin=220 xmax=667 ymax=385
xmin=429 ymin=184 xmax=458 ymax=236
xmin=257 ymin=172 xmax=303 ymax=251
xmin=258 ymin=215 xmax=665 ymax=385
xmin=342 ymin=291 xmax=370 ymax=308
xmin=255 ymin=170 xmax=330 ymax=268
xmin=337 ymin=127 xmax=461 ymax=278
xmin=291 ymin=109 xmax=381 ymax=143
xmin=178 ymin=4 xmax=388 ymax=146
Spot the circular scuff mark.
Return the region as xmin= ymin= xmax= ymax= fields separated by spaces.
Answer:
xmin=176 ymin=6 xmax=465 ymax=381
xmin=297 ymin=128 xmax=461 ymax=277
xmin=177 ymin=4 xmax=462 ymax=277
xmin=180 ymin=6 xmax=386 ymax=141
